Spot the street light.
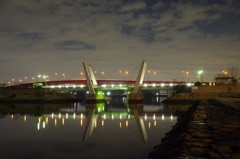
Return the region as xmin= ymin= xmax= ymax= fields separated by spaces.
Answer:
xmin=119 ymin=70 xmax=122 ymax=79
xmin=198 ymin=70 xmax=203 ymax=82
xmin=43 ymin=75 xmax=47 ymax=86
xmin=37 ymin=75 xmax=41 ymax=82
xmin=37 ymin=74 xmax=48 ymax=84
xmin=153 ymin=71 xmax=157 ymax=80
xmin=147 ymin=70 xmax=151 ymax=80
xmin=186 ymin=72 xmax=189 ymax=82
xmin=80 ymin=72 xmax=84 ymax=79
xmin=54 ymin=73 xmax=58 ymax=80
xmin=181 ymin=70 xmax=184 ymax=81
xmin=125 ymin=71 xmax=128 ymax=79
xmin=222 ymin=71 xmax=228 ymax=76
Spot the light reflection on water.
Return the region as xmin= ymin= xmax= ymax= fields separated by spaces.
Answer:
xmin=0 ymin=96 xmax=182 ymax=159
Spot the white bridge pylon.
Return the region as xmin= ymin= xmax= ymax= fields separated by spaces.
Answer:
xmin=132 ymin=60 xmax=147 ymax=94
xmin=83 ymin=60 xmax=147 ymax=96
xmin=83 ymin=62 xmax=98 ymax=94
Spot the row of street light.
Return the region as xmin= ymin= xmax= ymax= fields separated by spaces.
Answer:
xmin=2 ymin=70 xmax=156 ymax=85
xmin=181 ymin=70 xmax=204 ymax=82
xmin=2 ymin=69 xmax=221 ymax=86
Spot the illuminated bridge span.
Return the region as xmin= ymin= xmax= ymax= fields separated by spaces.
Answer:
xmin=10 ymin=79 xmax=194 ymax=90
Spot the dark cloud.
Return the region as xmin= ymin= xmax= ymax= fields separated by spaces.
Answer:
xmin=16 ymin=32 xmax=42 ymax=41
xmin=121 ymin=25 xmax=136 ymax=35
xmin=0 ymin=0 xmax=239 ymax=82
xmin=196 ymin=14 xmax=240 ymax=35
xmin=139 ymin=25 xmax=156 ymax=42
xmin=56 ymin=40 xmax=96 ymax=51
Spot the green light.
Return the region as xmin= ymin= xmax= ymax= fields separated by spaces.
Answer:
xmin=198 ymin=70 xmax=203 ymax=75
xmin=93 ymin=102 xmax=105 ymax=113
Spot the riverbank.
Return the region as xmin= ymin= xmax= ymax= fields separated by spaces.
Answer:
xmin=162 ymin=92 xmax=240 ymax=104
xmin=0 ymin=88 xmax=78 ymax=103
xmin=149 ymin=98 xmax=240 ymax=158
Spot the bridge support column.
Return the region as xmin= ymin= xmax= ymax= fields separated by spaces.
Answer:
xmin=83 ymin=62 xmax=105 ymax=102
xmin=128 ymin=60 xmax=147 ymax=102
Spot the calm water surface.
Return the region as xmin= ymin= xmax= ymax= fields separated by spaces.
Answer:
xmin=0 ymin=96 xmax=178 ymax=159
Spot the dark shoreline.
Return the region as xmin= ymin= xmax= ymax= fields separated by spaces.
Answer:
xmin=0 ymin=98 xmax=79 ymax=104
xmin=149 ymin=98 xmax=240 ymax=158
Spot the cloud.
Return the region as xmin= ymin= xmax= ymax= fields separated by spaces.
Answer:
xmin=0 ymin=0 xmax=239 ymax=82
xmin=56 ymin=40 xmax=96 ymax=51
xmin=121 ymin=1 xmax=146 ymax=12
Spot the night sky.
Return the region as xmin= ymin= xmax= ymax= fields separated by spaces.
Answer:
xmin=0 ymin=0 xmax=240 ymax=83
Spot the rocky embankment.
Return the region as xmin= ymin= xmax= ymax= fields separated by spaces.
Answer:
xmin=149 ymin=99 xmax=240 ymax=159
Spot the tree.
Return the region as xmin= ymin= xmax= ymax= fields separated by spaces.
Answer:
xmin=228 ymin=67 xmax=239 ymax=80
xmin=173 ymin=84 xmax=191 ymax=94
xmin=228 ymin=67 xmax=239 ymax=85
xmin=194 ymin=81 xmax=202 ymax=86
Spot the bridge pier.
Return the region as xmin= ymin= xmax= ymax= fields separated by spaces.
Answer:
xmin=83 ymin=62 xmax=105 ymax=102
xmin=83 ymin=60 xmax=147 ymax=103
xmin=128 ymin=60 xmax=147 ymax=102
xmin=85 ymin=94 xmax=105 ymax=103
xmin=128 ymin=94 xmax=144 ymax=103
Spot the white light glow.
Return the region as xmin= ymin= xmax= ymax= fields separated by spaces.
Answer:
xmin=37 ymin=123 xmax=40 ymax=130
xmin=162 ymin=114 xmax=165 ymax=120
xmin=144 ymin=114 xmax=147 ymax=120
xmin=43 ymin=121 xmax=46 ymax=128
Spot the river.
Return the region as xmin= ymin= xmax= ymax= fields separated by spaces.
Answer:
xmin=0 ymin=96 xmax=179 ymax=159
